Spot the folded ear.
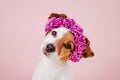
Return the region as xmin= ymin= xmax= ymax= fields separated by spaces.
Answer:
xmin=83 ymin=37 xmax=94 ymax=58
xmin=48 ymin=13 xmax=67 ymax=19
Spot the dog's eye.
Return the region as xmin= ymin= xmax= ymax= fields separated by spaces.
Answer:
xmin=52 ymin=31 xmax=57 ymax=37
xmin=64 ymin=43 xmax=71 ymax=49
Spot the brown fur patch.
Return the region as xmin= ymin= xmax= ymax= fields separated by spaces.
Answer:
xmin=45 ymin=32 xmax=49 ymax=36
xmin=56 ymin=32 xmax=74 ymax=62
xmin=45 ymin=31 xmax=52 ymax=36
xmin=48 ymin=13 xmax=67 ymax=19
xmin=83 ymin=37 xmax=94 ymax=58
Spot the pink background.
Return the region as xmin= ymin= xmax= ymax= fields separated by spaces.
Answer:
xmin=0 ymin=0 xmax=120 ymax=80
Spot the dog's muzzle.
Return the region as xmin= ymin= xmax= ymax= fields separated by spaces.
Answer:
xmin=46 ymin=44 xmax=55 ymax=52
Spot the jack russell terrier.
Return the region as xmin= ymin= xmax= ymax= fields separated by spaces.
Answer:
xmin=32 ymin=13 xmax=94 ymax=80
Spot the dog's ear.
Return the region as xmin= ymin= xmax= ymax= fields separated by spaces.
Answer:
xmin=45 ymin=32 xmax=49 ymax=36
xmin=48 ymin=13 xmax=67 ymax=19
xmin=83 ymin=37 xmax=94 ymax=58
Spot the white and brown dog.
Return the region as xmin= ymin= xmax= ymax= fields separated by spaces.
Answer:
xmin=32 ymin=13 xmax=94 ymax=80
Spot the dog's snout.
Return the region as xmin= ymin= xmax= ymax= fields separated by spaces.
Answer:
xmin=46 ymin=44 xmax=55 ymax=52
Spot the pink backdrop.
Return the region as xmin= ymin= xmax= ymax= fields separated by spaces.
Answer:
xmin=0 ymin=0 xmax=120 ymax=80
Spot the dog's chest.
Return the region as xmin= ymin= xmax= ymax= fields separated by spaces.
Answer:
xmin=32 ymin=57 xmax=73 ymax=80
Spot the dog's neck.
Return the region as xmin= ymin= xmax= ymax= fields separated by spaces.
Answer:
xmin=41 ymin=55 xmax=69 ymax=69
xmin=32 ymin=54 xmax=73 ymax=80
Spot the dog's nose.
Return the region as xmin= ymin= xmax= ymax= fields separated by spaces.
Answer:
xmin=46 ymin=44 xmax=55 ymax=52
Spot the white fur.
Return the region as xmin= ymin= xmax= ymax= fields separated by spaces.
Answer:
xmin=32 ymin=27 xmax=74 ymax=80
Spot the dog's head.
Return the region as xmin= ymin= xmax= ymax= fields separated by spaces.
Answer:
xmin=42 ymin=13 xmax=94 ymax=63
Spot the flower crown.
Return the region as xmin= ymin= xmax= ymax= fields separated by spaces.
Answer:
xmin=45 ymin=17 xmax=86 ymax=62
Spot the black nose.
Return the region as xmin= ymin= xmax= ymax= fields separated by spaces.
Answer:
xmin=46 ymin=44 xmax=55 ymax=52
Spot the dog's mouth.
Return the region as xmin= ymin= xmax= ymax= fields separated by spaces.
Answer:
xmin=42 ymin=48 xmax=48 ymax=56
xmin=43 ymin=52 xmax=47 ymax=56
xmin=43 ymin=51 xmax=49 ymax=56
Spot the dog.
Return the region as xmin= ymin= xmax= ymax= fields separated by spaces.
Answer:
xmin=32 ymin=13 xmax=94 ymax=80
